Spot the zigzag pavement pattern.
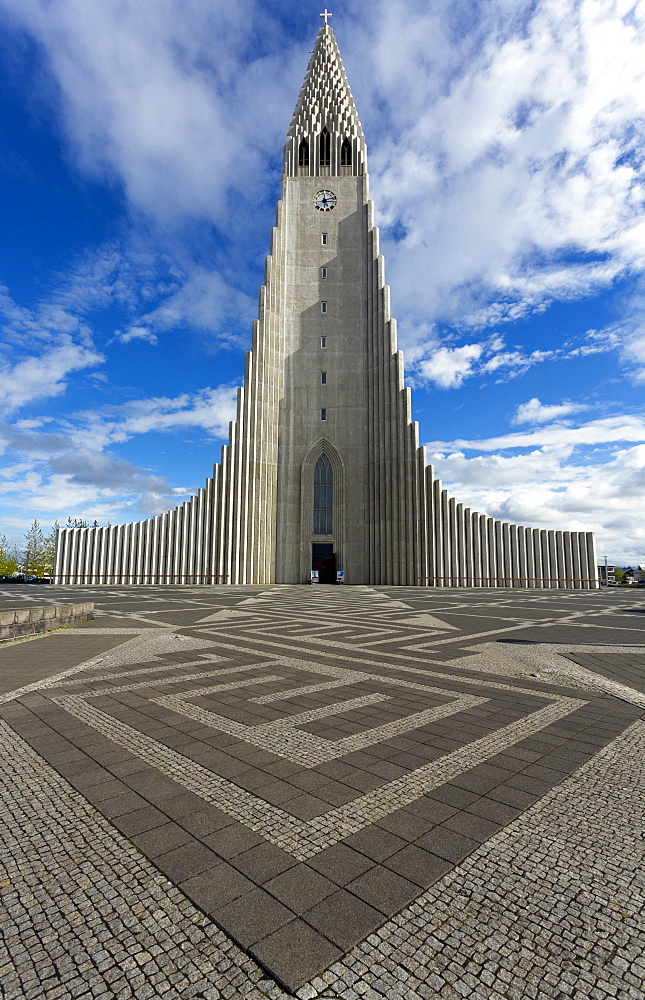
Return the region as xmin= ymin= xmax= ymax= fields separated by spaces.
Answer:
xmin=0 ymin=584 xmax=643 ymax=996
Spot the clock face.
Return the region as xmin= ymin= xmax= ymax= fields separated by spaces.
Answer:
xmin=314 ymin=189 xmax=337 ymax=212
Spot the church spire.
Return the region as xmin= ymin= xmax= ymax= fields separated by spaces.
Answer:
xmin=284 ymin=21 xmax=366 ymax=176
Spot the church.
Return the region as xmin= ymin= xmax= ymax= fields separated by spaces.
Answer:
xmin=54 ymin=20 xmax=597 ymax=589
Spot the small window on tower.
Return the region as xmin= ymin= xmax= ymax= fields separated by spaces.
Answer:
xmin=298 ymin=138 xmax=309 ymax=167
xmin=321 ymin=301 xmax=327 ymax=314
xmin=321 ymin=267 xmax=327 ymax=279
xmin=319 ymin=128 xmax=330 ymax=167
xmin=340 ymin=138 xmax=352 ymax=166
xmin=321 ymin=408 xmax=327 ymax=421
xmin=321 ymin=337 xmax=327 ymax=348
xmin=321 ymin=371 xmax=327 ymax=384
xmin=321 ymin=233 xmax=328 ymax=245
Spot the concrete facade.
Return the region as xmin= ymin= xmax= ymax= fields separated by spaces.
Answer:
xmin=54 ymin=25 xmax=599 ymax=589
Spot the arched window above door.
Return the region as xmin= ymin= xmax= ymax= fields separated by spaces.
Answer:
xmin=313 ymin=453 xmax=333 ymax=534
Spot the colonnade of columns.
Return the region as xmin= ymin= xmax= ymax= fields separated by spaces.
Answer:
xmin=414 ymin=465 xmax=598 ymax=589
xmin=53 ymin=462 xmax=598 ymax=588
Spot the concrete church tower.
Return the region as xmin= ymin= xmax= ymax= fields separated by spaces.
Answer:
xmin=54 ymin=20 xmax=598 ymax=589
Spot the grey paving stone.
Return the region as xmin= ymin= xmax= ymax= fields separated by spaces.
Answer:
xmin=405 ymin=794 xmax=458 ymax=824
xmin=375 ymin=807 xmax=432 ymax=840
xmin=264 ymin=864 xmax=336 ymax=914
xmin=451 ymin=762 xmax=516 ymax=794
xmin=154 ymin=841 xmax=221 ymax=882
xmin=180 ymin=861 xmax=254 ymax=911
xmin=346 ymin=865 xmax=419 ymax=914
xmin=177 ymin=806 xmax=233 ymax=837
xmin=231 ymin=842 xmax=298 ymax=883
xmin=383 ymin=844 xmax=453 ymax=887
xmin=416 ymin=826 xmax=480 ymax=862
xmin=250 ymin=919 xmax=343 ymax=993
xmin=441 ymin=810 xmax=503 ymax=842
xmin=343 ymin=825 xmax=407 ymax=861
xmin=111 ymin=803 xmax=168 ymax=836
xmin=283 ymin=793 xmax=329 ymax=820
xmin=487 ymin=783 xmax=539 ymax=809
xmin=464 ymin=797 xmax=523 ymax=826
xmin=212 ymin=888 xmax=293 ymax=947
xmin=131 ymin=821 xmax=194 ymax=857
xmin=204 ymin=823 xmax=264 ymax=859
xmin=307 ymin=843 xmax=375 ymax=885
xmin=427 ymin=784 xmax=480 ymax=808
xmin=96 ymin=790 xmax=149 ymax=819
xmin=303 ymin=889 xmax=384 ymax=949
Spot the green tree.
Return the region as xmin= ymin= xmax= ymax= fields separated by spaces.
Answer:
xmin=0 ymin=536 xmax=21 ymax=576
xmin=24 ymin=519 xmax=47 ymax=577
xmin=43 ymin=521 xmax=60 ymax=577
xmin=614 ymin=567 xmax=625 ymax=582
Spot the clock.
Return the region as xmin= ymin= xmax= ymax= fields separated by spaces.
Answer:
xmin=313 ymin=189 xmax=337 ymax=212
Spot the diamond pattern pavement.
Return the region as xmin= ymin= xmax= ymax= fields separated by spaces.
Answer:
xmin=0 ymin=583 xmax=643 ymax=996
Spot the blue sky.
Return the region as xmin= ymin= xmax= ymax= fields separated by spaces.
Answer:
xmin=0 ymin=0 xmax=644 ymax=565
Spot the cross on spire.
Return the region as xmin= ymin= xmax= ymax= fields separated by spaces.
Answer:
xmin=320 ymin=9 xmax=332 ymax=25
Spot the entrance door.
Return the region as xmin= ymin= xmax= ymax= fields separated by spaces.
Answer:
xmin=312 ymin=543 xmax=336 ymax=584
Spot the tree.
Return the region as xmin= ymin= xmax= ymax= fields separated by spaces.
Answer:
xmin=614 ymin=567 xmax=625 ymax=582
xmin=0 ymin=536 xmax=22 ymax=576
xmin=24 ymin=519 xmax=47 ymax=577
xmin=43 ymin=521 xmax=59 ymax=577
xmin=0 ymin=535 xmax=16 ymax=575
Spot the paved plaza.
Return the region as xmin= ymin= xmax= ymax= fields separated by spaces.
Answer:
xmin=0 ymin=584 xmax=644 ymax=999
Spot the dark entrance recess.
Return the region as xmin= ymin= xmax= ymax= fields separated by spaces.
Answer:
xmin=312 ymin=543 xmax=336 ymax=583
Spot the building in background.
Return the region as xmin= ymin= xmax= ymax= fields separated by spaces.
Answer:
xmin=54 ymin=22 xmax=598 ymax=589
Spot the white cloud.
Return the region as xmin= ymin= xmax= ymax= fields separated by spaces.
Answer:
xmin=48 ymin=452 xmax=173 ymax=496
xmin=138 ymin=267 xmax=255 ymax=344
xmin=78 ymin=386 xmax=239 ymax=448
xmin=427 ymin=441 xmax=645 ymax=564
xmin=0 ymin=339 xmax=103 ymax=413
xmin=114 ymin=325 xmax=158 ymax=345
xmin=412 ymin=334 xmax=562 ymax=388
xmin=3 ymin=0 xmax=643 ymax=362
xmin=425 ymin=408 xmax=645 ymax=562
xmin=428 ymin=414 xmax=645 ymax=452
xmin=0 ymin=383 xmax=238 ymax=533
xmin=623 ymin=328 xmax=645 ymax=382
xmin=349 ymin=0 xmax=645 ymax=336
xmin=0 ymin=0 xmax=300 ymax=224
xmin=512 ymin=397 xmax=588 ymax=425
xmin=1 ymin=385 xmax=238 ymax=459
xmin=418 ymin=343 xmax=483 ymax=388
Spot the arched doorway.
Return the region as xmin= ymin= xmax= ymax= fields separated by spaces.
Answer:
xmin=300 ymin=439 xmax=345 ymax=584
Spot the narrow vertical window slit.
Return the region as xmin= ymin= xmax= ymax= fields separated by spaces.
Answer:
xmin=320 ymin=128 xmax=330 ymax=167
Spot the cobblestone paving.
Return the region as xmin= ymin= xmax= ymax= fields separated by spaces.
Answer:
xmin=0 ymin=584 xmax=643 ymax=997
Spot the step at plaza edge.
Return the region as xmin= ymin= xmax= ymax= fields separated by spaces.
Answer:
xmin=54 ymin=20 xmax=598 ymax=590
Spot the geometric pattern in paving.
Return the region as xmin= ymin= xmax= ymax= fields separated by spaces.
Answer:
xmin=0 ymin=584 xmax=643 ymax=995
